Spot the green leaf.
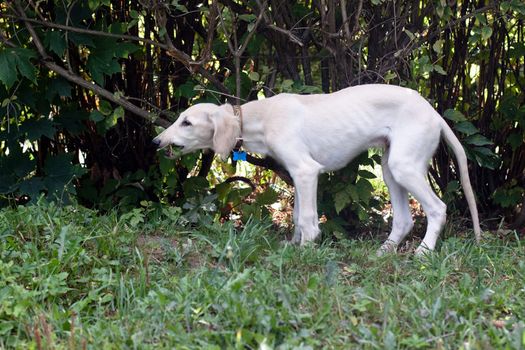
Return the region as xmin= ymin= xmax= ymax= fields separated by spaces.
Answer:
xmin=468 ymin=146 xmax=499 ymax=170
xmin=421 ymin=64 xmax=434 ymax=74
xmin=108 ymin=23 xmax=128 ymax=35
xmin=0 ymin=50 xmax=18 ymax=89
xmin=481 ymin=27 xmax=493 ymax=41
xmin=127 ymin=19 xmax=139 ymax=31
xmin=507 ymin=132 xmax=523 ymax=151
xmin=99 ymin=100 xmax=113 ymax=115
xmin=239 ymin=14 xmax=256 ymax=22
xmin=175 ymin=81 xmax=198 ymax=99
xmin=371 ymin=154 xmax=382 ymax=164
xmin=433 ymin=64 xmax=447 ymax=75
xmin=404 ymin=29 xmax=416 ymax=40
xmin=86 ymin=40 xmax=127 ymax=85
xmin=356 ymin=205 xmax=369 ymax=221
xmin=0 ymin=173 xmax=17 ymax=194
xmin=384 ymin=71 xmax=397 ymax=81
xmin=182 ymin=176 xmax=209 ymax=198
xmin=44 ymin=31 xmax=67 ymax=56
xmin=15 ymin=58 xmax=36 ymax=84
xmin=87 ymin=56 xmax=121 ymax=85
xmin=355 ymin=179 xmax=373 ymax=203
xmin=180 ymin=153 xmax=200 ymax=170
xmin=43 ymin=154 xmax=73 ymax=176
xmin=43 ymin=154 xmax=86 ymax=197
xmin=295 ymin=84 xmax=323 ymax=94
xmin=334 ymin=190 xmax=351 ymax=214
xmin=454 ymin=121 xmax=479 ymax=136
xmin=55 ymin=109 xmax=89 ymax=135
xmin=215 ymin=182 xmax=232 ymax=202
xmin=358 ymin=170 xmax=376 ymax=179
xmin=46 ymin=78 xmax=72 ymax=100
xmin=464 ymin=134 xmax=493 ymax=146
xmin=248 ymin=71 xmax=260 ymax=81
xmin=113 ymin=42 xmax=140 ymax=59
xmin=280 ymin=79 xmax=294 ymax=91
xmin=88 ymin=0 xmax=100 ymax=10
xmin=175 ymin=4 xmax=188 ymax=12
xmin=256 ymin=187 xmax=279 ymax=205
xmin=212 ymin=39 xmax=229 ymax=56
xmin=68 ymin=33 xmax=96 ymax=47
xmin=1 ymin=48 xmax=37 ymax=85
xmin=419 ymin=55 xmax=430 ymax=65
xmin=493 ymin=186 xmax=524 ymax=208
xmin=432 ymin=39 xmax=444 ymax=54
xmin=19 ymin=177 xmax=45 ymax=202
xmin=443 ymin=109 xmax=467 ymax=122
xmin=4 ymin=146 xmax=35 ymax=178
xmin=436 ymin=5 xmax=444 ymax=17
xmin=21 ymin=118 xmax=56 ymax=140
xmin=113 ymin=106 xmax=125 ymax=121
xmin=89 ymin=110 xmax=105 ymax=122
xmin=97 ymin=106 xmax=124 ymax=133
xmin=347 ymin=185 xmax=359 ymax=202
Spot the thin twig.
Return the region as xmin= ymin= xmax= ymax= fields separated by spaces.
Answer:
xmin=3 ymin=14 xmax=139 ymax=41
xmin=237 ymin=1 xmax=266 ymax=55
xmin=266 ymin=24 xmax=304 ymax=46
xmin=195 ymin=0 xmax=218 ymax=66
xmin=340 ymin=0 xmax=351 ymax=41
xmin=219 ymin=0 xmax=267 ymax=105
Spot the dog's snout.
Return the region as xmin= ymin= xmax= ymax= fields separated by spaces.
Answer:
xmin=151 ymin=138 xmax=161 ymax=147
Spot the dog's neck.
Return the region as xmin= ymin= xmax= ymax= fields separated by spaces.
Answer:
xmin=229 ymin=101 xmax=270 ymax=156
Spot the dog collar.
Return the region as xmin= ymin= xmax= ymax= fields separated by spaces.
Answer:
xmin=232 ymin=104 xmax=246 ymax=161
xmin=233 ymin=104 xmax=244 ymax=151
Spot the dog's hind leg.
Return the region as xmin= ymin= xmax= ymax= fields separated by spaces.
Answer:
xmin=377 ymin=149 xmax=414 ymax=256
xmin=387 ymin=145 xmax=447 ymax=255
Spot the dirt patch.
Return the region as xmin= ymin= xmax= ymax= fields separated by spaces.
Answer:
xmin=135 ymin=234 xmax=178 ymax=263
xmin=135 ymin=234 xmax=209 ymax=269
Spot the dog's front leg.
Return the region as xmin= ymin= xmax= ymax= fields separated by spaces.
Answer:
xmin=290 ymin=166 xmax=322 ymax=245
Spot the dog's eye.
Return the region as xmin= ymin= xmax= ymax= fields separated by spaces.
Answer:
xmin=181 ymin=119 xmax=192 ymax=127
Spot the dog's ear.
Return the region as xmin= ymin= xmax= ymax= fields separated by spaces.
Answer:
xmin=211 ymin=107 xmax=240 ymax=160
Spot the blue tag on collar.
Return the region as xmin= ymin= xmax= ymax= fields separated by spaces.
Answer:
xmin=233 ymin=151 xmax=246 ymax=161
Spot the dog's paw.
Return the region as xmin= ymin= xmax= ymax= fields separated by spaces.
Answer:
xmin=414 ymin=244 xmax=434 ymax=257
xmin=298 ymin=229 xmax=320 ymax=246
xmin=290 ymin=234 xmax=301 ymax=245
xmin=376 ymin=240 xmax=397 ymax=257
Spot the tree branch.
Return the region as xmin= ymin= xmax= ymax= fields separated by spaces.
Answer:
xmin=13 ymin=1 xmax=170 ymax=128
xmin=6 ymin=14 xmax=172 ymax=51
xmin=218 ymin=1 xmax=267 ymax=105
xmin=8 ymin=8 xmax=232 ymax=103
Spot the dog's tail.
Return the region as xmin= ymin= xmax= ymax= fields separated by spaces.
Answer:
xmin=440 ymin=118 xmax=481 ymax=243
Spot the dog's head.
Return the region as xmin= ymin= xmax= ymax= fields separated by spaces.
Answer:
xmin=152 ymin=103 xmax=240 ymax=160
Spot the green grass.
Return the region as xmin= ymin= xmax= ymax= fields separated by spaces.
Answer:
xmin=1 ymin=203 xmax=524 ymax=349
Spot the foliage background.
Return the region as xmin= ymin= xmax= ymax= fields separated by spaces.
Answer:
xmin=0 ymin=0 xmax=524 ymax=230
xmin=1 ymin=1 xmax=525 ymax=348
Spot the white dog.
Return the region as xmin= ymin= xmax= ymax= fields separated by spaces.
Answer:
xmin=153 ymin=84 xmax=481 ymax=255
